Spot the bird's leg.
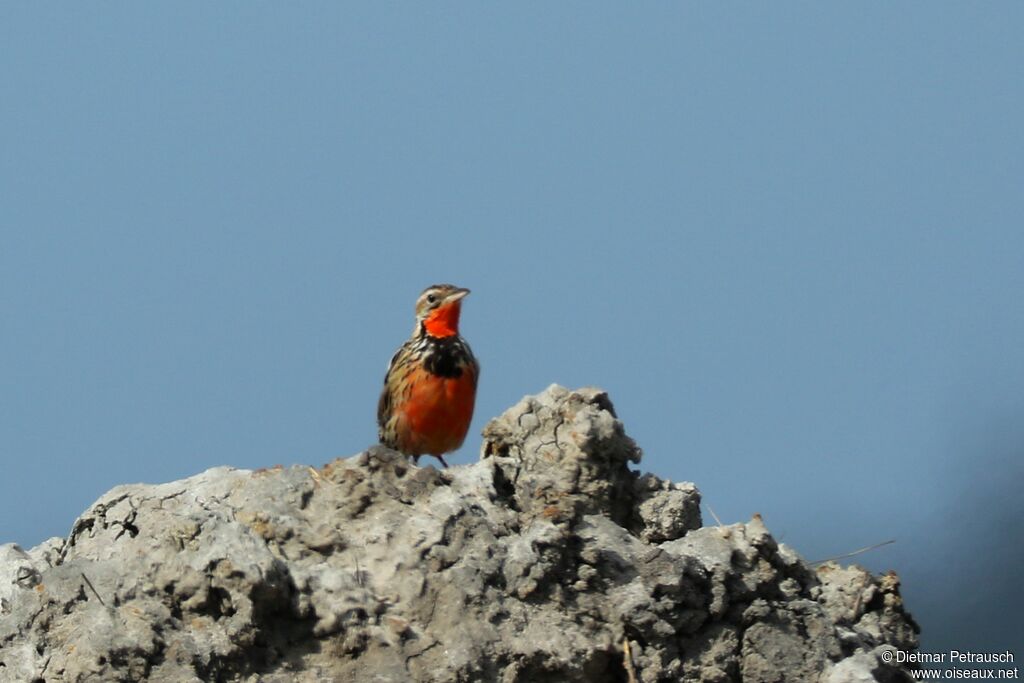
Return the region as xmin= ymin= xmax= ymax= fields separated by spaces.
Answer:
xmin=436 ymin=454 xmax=449 ymax=469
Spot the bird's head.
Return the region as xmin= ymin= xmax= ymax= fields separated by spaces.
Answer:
xmin=415 ymin=284 xmax=470 ymax=338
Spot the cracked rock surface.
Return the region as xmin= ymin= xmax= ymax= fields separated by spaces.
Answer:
xmin=0 ymin=385 xmax=918 ymax=682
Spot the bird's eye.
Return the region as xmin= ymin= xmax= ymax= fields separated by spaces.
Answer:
xmin=426 ymin=293 xmax=437 ymax=304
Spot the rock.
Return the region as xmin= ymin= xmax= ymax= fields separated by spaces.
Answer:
xmin=0 ymin=385 xmax=918 ymax=682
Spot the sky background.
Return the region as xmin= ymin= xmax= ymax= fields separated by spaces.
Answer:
xmin=2 ymin=3 xmax=1022 ymax=656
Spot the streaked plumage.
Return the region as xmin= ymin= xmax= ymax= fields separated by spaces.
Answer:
xmin=377 ymin=284 xmax=479 ymax=467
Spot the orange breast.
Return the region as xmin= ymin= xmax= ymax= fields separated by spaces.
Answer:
xmin=395 ymin=365 xmax=477 ymax=456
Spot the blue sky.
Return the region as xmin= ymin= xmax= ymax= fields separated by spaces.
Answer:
xmin=2 ymin=3 xmax=1022 ymax=653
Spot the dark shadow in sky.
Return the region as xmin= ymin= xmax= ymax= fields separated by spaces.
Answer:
xmin=900 ymin=414 xmax=1024 ymax=655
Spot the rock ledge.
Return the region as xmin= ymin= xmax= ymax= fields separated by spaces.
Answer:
xmin=0 ymin=385 xmax=917 ymax=682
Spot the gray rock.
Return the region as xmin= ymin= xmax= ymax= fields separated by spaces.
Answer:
xmin=0 ymin=385 xmax=918 ymax=682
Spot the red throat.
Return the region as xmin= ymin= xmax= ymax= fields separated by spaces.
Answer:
xmin=423 ymin=302 xmax=461 ymax=338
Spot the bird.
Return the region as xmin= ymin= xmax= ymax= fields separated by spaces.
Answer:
xmin=377 ymin=284 xmax=479 ymax=468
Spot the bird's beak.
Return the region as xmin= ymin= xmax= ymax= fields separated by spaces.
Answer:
xmin=444 ymin=288 xmax=470 ymax=304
